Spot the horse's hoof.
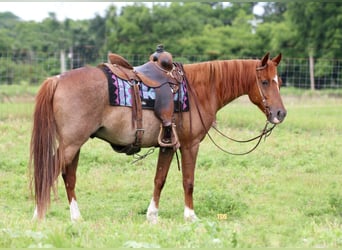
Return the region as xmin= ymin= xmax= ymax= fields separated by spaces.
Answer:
xmin=184 ymin=207 xmax=198 ymax=222
xmin=184 ymin=214 xmax=198 ymax=222
xmin=70 ymin=199 xmax=82 ymax=222
xmin=32 ymin=207 xmax=38 ymax=221
xmin=31 ymin=207 xmax=46 ymax=222
xmin=146 ymin=209 xmax=158 ymax=224
xmin=147 ymin=213 xmax=158 ymax=224
xmin=147 ymin=198 xmax=159 ymax=224
xmin=71 ymin=216 xmax=83 ymax=223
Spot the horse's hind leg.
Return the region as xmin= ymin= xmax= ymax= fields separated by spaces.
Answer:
xmin=62 ymin=149 xmax=82 ymax=222
xmin=147 ymin=148 xmax=174 ymax=224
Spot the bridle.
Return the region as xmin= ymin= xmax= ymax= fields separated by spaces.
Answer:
xmin=186 ymin=62 xmax=277 ymax=156
xmin=132 ymin=61 xmax=278 ymax=164
xmin=256 ymin=64 xmax=269 ymax=115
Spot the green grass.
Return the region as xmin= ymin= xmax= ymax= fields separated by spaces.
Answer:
xmin=0 ymin=87 xmax=341 ymax=247
xmin=0 ymin=84 xmax=39 ymax=97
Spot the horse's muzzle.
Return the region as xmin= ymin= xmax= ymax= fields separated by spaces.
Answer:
xmin=268 ymin=108 xmax=287 ymax=124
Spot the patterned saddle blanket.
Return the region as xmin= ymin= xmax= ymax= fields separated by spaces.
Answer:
xmin=101 ymin=64 xmax=190 ymax=112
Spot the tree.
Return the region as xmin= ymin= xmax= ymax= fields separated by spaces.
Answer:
xmin=0 ymin=12 xmax=20 ymax=52
xmin=0 ymin=12 xmax=20 ymax=29
xmin=261 ymin=2 xmax=287 ymax=23
xmin=287 ymin=2 xmax=342 ymax=88
xmin=105 ymin=3 xmax=154 ymax=55
xmin=287 ymin=2 xmax=342 ymax=58
xmin=1 ymin=2 xmax=341 ymax=87
xmin=88 ymin=14 xmax=106 ymax=59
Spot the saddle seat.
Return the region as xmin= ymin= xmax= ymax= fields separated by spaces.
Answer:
xmin=106 ymin=53 xmax=178 ymax=88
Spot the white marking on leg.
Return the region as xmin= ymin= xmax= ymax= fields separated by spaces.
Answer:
xmin=70 ymin=198 xmax=82 ymax=222
xmin=184 ymin=206 xmax=198 ymax=222
xmin=146 ymin=198 xmax=158 ymax=224
xmin=32 ymin=206 xmax=38 ymax=221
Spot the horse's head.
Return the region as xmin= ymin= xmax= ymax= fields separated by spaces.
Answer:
xmin=248 ymin=52 xmax=287 ymax=124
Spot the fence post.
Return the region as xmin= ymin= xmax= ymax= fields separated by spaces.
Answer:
xmin=60 ymin=50 xmax=66 ymax=73
xmin=69 ymin=46 xmax=73 ymax=70
xmin=309 ymin=53 xmax=315 ymax=90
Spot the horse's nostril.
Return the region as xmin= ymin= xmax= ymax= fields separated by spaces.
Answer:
xmin=277 ymin=110 xmax=287 ymax=120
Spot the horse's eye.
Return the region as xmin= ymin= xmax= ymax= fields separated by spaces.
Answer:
xmin=262 ymin=80 xmax=269 ymax=86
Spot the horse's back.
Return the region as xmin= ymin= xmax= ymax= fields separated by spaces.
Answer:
xmin=55 ymin=66 xmax=108 ymax=103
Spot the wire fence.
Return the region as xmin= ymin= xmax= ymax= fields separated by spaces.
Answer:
xmin=279 ymin=57 xmax=341 ymax=89
xmin=0 ymin=50 xmax=341 ymax=89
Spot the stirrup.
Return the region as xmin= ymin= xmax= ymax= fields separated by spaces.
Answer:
xmin=158 ymin=123 xmax=180 ymax=150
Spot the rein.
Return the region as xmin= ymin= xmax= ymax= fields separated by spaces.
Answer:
xmin=208 ymin=122 xmax=276 ymax=155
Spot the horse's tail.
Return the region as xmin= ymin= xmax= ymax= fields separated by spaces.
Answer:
xmin=29 ymin=77 xmax=64 ymax=220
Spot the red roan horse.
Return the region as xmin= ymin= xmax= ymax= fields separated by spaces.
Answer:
xmin=30 ymin=52 xmax=286 ymax=222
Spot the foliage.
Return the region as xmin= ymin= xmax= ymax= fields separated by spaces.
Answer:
xmin=286 ymin=2 xmax=342 ymax=58
xmin=0 ymin=2 xmax=341 ymax=88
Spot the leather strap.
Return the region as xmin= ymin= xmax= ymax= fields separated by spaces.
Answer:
xmin=132 ymin=83 xmax=144 ymax=147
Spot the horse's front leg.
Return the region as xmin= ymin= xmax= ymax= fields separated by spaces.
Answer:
xmin=62 ymin=149 xmax=82 ymax=222
xmin=147 ymin=147 xmax=174 ymax=224
xmin=180 ymin=143 xmax=200 ymax=222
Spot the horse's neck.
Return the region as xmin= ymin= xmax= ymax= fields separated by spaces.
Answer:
xmin=184 ymin=60 xmax=258 ymax=111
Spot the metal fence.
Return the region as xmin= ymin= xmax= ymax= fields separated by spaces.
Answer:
xmin=0 ymin=50 xmax=341 ymax=89
xmin=278 ymin=57 xmax=342 ymax=89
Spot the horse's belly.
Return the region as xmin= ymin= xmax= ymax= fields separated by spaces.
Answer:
xmin=95 ymin=107 xmax=161 ymax=147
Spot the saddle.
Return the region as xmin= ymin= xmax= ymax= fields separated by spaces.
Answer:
xmin=102 ymin=51 xmax=184 ymax=155
xmin=106 ymin=53 xmax=180 ymax=89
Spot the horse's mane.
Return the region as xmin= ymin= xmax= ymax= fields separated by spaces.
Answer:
xmin=183 ymin=59 xmax=259 ymax=109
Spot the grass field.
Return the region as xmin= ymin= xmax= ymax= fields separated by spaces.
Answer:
xmin=0 ymin=86 xmax=341 ymax=247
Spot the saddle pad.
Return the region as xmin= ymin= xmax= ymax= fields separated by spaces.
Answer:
xmin=101 ymin=65 xmax=189 ymax=112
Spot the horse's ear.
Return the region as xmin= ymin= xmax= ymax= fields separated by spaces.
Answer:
xmin=261 ymin=52 xmax=270 ymax=67
xmin=272 ymin=53 xmax=282 ymax=66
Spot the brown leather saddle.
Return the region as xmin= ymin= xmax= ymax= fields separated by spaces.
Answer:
xmin=100 ymin=53 xmax=184 ymax=155
xmin=105 ymin=53 xmax=182 ymax=90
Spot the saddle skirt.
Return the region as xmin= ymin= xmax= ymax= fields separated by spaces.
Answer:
xmin=100 ymin=64 xmax=190 ymax=112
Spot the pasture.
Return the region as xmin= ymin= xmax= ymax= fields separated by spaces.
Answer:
xmin=0 ymin=86 xmax=341 ymax=248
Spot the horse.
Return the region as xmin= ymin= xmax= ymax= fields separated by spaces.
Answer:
xmin=29 ymin=52 xmax=286 ymax=223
